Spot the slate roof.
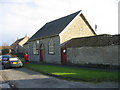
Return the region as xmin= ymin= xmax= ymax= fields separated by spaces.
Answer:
xmin=11 ymin=38 xmax=24 ymax=46
xmin=62 ymin=34 xmax=120 ymax=48
xmin=29 ymin=10 xmax=81 ymax=41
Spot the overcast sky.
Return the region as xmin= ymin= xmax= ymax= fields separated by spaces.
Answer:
xmin=0 ymin=0 xmax=119 ymax=46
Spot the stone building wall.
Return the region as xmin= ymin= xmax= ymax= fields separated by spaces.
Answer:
xmin=28 ymin=36 xmax=61 ymax=64
xmin=59 ymin=13 xmax=96 ymax=44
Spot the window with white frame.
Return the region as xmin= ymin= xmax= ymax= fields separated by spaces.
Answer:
xmin=48 ymin=39 xmax=54 ymax=54
xmin=33 ymin=41 xmax=40 ymax=55
xmin=36 ymin=40 xmax=39 ymax=54
xmin=33 ymin=43 xmax=37 ymax=55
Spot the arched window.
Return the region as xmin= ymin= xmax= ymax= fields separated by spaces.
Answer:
xmin=48 ymin=39 xmax=54 ymax=54
xmin=33 ymin=43 xmax=36 ymax=54
xmin=33 ymin=41 xmax=40 ymax=55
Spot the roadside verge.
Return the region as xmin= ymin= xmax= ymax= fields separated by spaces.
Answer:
xmin=23 ymin=63 xmax=119 ymax=82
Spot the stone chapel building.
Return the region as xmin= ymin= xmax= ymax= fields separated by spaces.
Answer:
xmin=28 ymin=10 xmax=96 ymax=64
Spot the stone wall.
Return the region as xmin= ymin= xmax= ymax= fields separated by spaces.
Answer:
xmin=67 ymin=45 xmax=119 ymax=65
xmin=28 ymin=36 xmax=61 ymax=64
xmin=59 ymin=13 xmax=96 ymax=44
xmin=18 ymin=45 xmax=26 ymax=53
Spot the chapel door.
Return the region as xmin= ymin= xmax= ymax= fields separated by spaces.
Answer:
xmin=61 ymin=48 xmax=67 ymax=64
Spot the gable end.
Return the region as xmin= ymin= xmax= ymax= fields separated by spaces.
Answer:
xmin=80 ymin=13 xmax=96 ymax=35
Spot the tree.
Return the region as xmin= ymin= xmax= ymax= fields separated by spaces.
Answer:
xmin=2 ymin=43 xmax=9 ymax=49
xmin=2 ymin=49 xmax=9 ymax=55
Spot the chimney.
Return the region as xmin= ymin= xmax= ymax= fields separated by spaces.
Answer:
xmin=25 ymin=34 xmax=27 ymax=37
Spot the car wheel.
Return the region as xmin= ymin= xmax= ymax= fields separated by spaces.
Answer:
xmin=19 ymin=66 xmax=22 ymax=68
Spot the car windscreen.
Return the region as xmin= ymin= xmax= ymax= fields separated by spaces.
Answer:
xmin=2 ymin=55 xmax=11 ymax=58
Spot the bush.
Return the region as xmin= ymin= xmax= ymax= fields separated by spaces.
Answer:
xmin=2 ymin=49 xmax=9 ymax=55
xmin=10 ymin=52 xmax=24 ymax=58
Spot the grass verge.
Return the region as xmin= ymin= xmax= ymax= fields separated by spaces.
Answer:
xmin=23 ymin=63 xmax=119 ymax=82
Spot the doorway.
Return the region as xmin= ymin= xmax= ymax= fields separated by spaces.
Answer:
xmin=61 ymin=48 xmax=67 ymax=64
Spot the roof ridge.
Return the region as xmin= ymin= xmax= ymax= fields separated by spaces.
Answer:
xmin=29 ymin=10 xmax=81 ymax=41
xmin=47 ymin=10 xmax=81 ymax=24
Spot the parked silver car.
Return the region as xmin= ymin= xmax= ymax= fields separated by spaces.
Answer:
xmin=3 ymin=57 xmax=23 ymax=69
xmin=1 ymin=55 xmax=11 ymax=65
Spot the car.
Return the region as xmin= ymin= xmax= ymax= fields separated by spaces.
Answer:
xmin=0 ymin=55 xmax=2 ymax=61
xmin=1 ymin=55 xmax=11 ymax=65
xmin=3 ymin=57 xmax=23 ymax=69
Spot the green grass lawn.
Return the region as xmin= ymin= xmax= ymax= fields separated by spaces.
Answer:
xmin=23 ymin=63 xmax=119 ymax=82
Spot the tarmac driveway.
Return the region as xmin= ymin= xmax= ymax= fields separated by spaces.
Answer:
xmin=1 ymin=64 xmax=119 ymax=88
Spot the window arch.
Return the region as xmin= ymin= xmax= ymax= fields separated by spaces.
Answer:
xmin=33 ymin=42 xmax=39 ymax=55
xmin=40 ymin=43 xmax=44 ymax=50
xmin=48 ymin=39 xmax=54 ymax=54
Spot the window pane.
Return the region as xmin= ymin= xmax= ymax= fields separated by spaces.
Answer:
xmin=48 ymin=39 xmax=54 ymax=54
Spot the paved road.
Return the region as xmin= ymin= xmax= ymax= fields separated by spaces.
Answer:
xmin=0 ymin=63 xmax=119 ymax=88
xmin=0 ymin=63 xmax=11 ymax=89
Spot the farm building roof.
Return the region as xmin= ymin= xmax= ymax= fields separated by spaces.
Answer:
xmin=11 ymin=38 xmax=24 ymax=46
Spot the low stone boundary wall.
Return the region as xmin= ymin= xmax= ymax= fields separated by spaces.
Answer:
xmin=67 ymin=45 xmax=119 ymax=65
